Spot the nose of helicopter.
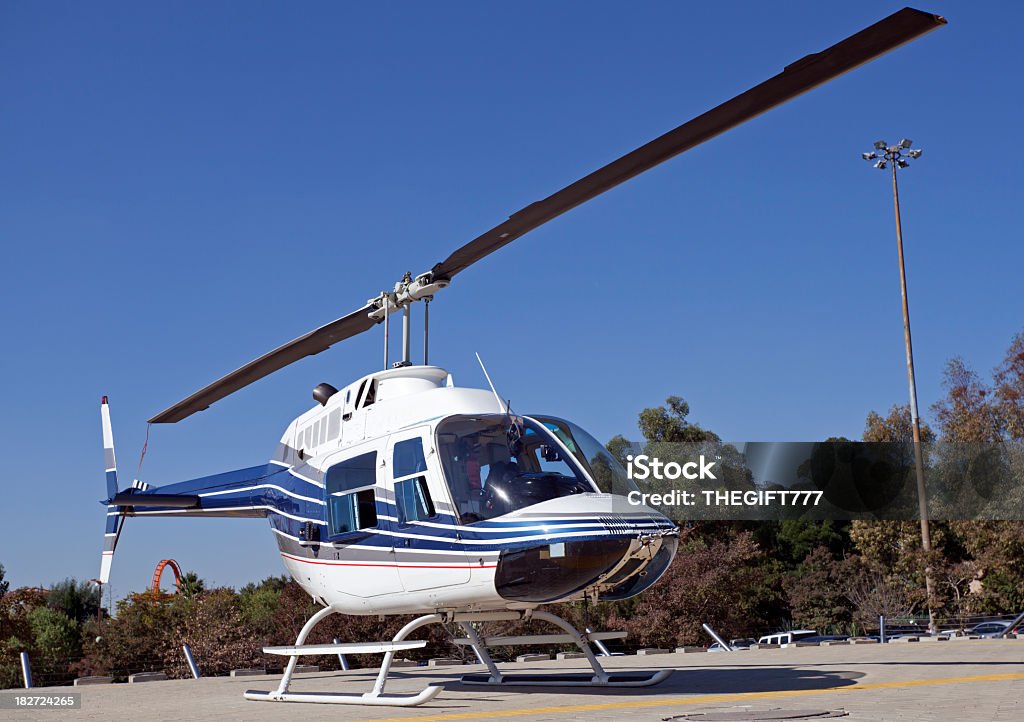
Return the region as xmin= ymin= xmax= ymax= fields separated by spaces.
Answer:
xmin=492 ymin=507 xmax=679 ymax=603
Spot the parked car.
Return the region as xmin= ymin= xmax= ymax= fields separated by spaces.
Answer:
xmin=707 ymin=638 xmax=756 ymax=652
xmin=798 ymin=635 xmax=849 ymax=644
xmin=967 ymin=622 xmax=1011 ymax=638
xmin=757 ymin=629 xmax=818 ymax=646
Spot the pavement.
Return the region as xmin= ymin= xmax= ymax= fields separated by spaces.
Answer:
xmin=2 ymin=638 xmax=1022 ymax=721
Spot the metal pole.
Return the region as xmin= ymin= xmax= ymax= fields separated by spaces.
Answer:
xmin=20 ymin=651 xmax=32 ymax=688
xmin=182 ymin=644 xmax=202 ymax=679
xmin=890 ymin=159 xmax=937 ymax=635
xmin=402 ymin=305 xmax=411 ymax=365
xmin=879 ymin=615 xmax=886 ymax=644
xmin=423 ymin=297 xmax=430 ymax=366
xmin=382 ymin=295 xmax=390 ymax=370
xmin=702 ymin=623 xmax=734 ymax=651
xmin=585 ymin=627 xmax=612 ymax=657
xmin=333 ymin=638 xmax=350 ymax=671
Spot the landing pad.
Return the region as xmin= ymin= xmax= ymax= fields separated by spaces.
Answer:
xmin=5 ymin=638 xmax=1022 ymax=721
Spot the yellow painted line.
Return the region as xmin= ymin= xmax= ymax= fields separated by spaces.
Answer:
xmin=358 ymin=671 xmax=1024 ymax=722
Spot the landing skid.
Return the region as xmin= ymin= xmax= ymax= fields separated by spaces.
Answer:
xmin=461 ymin=670 xmax=672 ymax=687
xmin=243 ymin=606 xmax=671 ymax=707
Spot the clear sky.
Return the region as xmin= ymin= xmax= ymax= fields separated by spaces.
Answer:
xmin=2 ymin=1 xmax=1021 ymax=595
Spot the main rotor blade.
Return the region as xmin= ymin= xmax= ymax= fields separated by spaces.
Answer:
xmin=430 ymin=7 xmax=945 ymax=280
xmin=148 ymin=8 xmax=945 ymax=424
xmin=148 ymin=304 xmax=377 ymax=423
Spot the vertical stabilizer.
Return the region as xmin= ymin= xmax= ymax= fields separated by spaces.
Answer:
xmin=99 ymin=396 xmax=121 ymax=585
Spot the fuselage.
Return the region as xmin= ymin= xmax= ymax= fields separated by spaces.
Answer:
xmin=123 ymin=366 xmax=678 ymax=615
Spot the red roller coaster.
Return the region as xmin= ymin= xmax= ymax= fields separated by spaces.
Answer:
xmin=151 ymin=559 xmax=182 ymax=595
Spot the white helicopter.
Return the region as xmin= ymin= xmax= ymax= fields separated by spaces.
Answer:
xmin=98 ymin=7 xmax=945 ymax=707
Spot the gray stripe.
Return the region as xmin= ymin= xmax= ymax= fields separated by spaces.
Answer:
xmin=104 ymin=448 xmax=116 ymax=470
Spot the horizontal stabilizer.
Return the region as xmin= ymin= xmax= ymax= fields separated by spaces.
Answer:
xmin=110 ymin=492 xmax=201 ymax=509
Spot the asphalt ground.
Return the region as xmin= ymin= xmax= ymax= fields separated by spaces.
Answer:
xmin=2 ymin=638 xmax=1022 ymax=721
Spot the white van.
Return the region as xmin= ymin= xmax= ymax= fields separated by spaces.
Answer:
xmin=757 ymin=629 xmax=817 ymax=646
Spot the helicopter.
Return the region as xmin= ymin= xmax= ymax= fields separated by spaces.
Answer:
xmin=97 ymin=7 xmax=945 ymax=707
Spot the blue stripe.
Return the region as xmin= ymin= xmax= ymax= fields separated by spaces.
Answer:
xmin=122 ymin=461 xmax=675 ymax=552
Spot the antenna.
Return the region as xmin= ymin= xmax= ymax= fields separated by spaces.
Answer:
xmin=475 ymin=352 xmax=507 ymax=413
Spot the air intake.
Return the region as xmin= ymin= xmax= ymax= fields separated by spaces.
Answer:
xmin=313 ymin=383 xmax=339 ymax=406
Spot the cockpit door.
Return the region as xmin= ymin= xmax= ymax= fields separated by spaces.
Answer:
xmin=319 ymin=442 xmax=403 ymax=599
xmin=385 ymin=426 xmax=471 ymax=591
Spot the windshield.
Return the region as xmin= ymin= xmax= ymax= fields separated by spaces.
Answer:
xmin=436 ymin=415 xmax=596 ymax=524
xmin=531 ymin=416 xmax=640 ymax=495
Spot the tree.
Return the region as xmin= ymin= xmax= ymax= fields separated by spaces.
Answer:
xmin=178 ymin=572 xmax=206 ymax=598
xmin=993 ymin=331 xmax=1024 ymax=441
xmin=931 ymin=358 xmax=1002 ymax=442
xmin=783 ymin=546 xmax=855 ymax=633
xmin=607 ymin=532 xmax=780 ymax=647
xmin=863 ymin=404 xmax=935 ymax=443
xmin=168 ymin=588 xmax=263 ymax=678
xmin=239 ymin=576 xmax=289 ymax=635
xmin=845 ymin=564 xmax=919 ymax=629
xmin=605 ymin=435 xmax=632 ymax=466
xmin=638 ymin=396 xmax=719 ymax=443
xmin=0 ymin=564 xmax=8 ymax=598
xmin=28 ymin=607 xmax=80 ymax=661
xmin=47 ymin=578 xmax=100 ymax=625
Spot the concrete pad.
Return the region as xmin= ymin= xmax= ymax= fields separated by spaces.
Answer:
xmin=74 ymin=676 xmax=112 ymax=685
xmin=515 ymin=654 xmax=550 ymax=662
xmin=390 ymin=659 xmax=419 ymax=667
xmin=556 ymin=652 xmax=586 ymax=660
xmin=676 ymin=646 xmax=706 ymax=653
xmin=128 ymin=671 xmax=168 ymax=683
xmin=427 ymin=658 xmax=464 ymax=667
xmin=44 ymin=639 xmax=1024 ymax=722
xmin=636 ymin=647 xmax=670 ymax=655
xmin=229 ymin=668 xmax=267 ymax=677
xmin=293 ymin=665 xmax=319 ymax=674
xmin=892 ymin=636 xmax=920 ymax=643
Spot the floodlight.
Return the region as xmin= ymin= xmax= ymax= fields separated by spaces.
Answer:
xmin=897 ymin=159 xmax=909 ymax=168
xmin=900 ymin=139 xmax=913 ymax=148
xmin=862 ymin=152 xmax=877 ymax=160
xmin=874 ymin=140 xmax=887 ymax=150
xmin=908 ymin=149 xmax=922 ymax=159
xmin=874 ymin=160 xmax=887 ymax=169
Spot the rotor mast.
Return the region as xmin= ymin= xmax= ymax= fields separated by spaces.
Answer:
xmin=370 ymin=271 xmax=449 ymax=369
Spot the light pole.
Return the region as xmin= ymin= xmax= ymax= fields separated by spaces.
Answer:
xmin=862 ymin=138 xmax=937 ymax=634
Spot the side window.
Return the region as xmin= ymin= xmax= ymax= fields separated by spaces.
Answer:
xmin=392 ymin=438 xmax=435 ymax=525
xmin=325 ymin=451 xmax=378 ymax=536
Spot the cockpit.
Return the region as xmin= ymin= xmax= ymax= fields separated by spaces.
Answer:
xmin=436 ymin=414 xmax=638 ymax=524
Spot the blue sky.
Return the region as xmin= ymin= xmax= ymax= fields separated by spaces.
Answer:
xmin=2 ymin=1 xmax=1021 ymax=595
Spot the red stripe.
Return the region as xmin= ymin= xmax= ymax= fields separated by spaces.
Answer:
xmin=280 ymin=552 xmax=496 ymax=569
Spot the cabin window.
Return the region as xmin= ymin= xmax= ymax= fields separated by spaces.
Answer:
xmin=362 ymin=380 xmax=377 ymax=408
xmin=327 ymin=409 xmax=341 ymax=440
xmin=436 ymin=415 xmax=597 ymax=524
xmin=395 ymin=478 xmax=435 ymax=524
xmin=392 ymin=438 xmax=434 ymax=524
xmin=325 ymin=451 xmax=378 ymax=536
xmin=393 ymin=439 xmax=427 ymax=478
